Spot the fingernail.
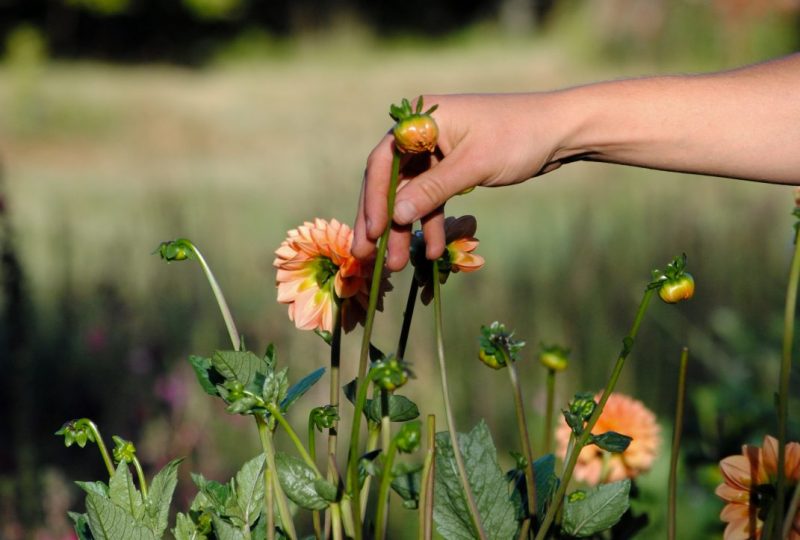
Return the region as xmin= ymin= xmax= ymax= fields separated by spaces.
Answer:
xmin=395 ymin=200 xmax=417 ymax=224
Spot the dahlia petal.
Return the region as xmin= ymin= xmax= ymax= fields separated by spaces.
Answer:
xmin=715 ymin=483 xmax=749 ymax=503
xmin=720 ymin=455 xmax=755 ymax=490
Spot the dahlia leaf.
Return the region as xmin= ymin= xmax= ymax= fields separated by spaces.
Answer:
xmin=85 ymin=493 xmax=158 ymax=540
xmin=562 ymin=479 xmax=631 ymax=537
xmin=590 ymin=431 xmax=632 ymax=453
xmin=275 ymin=452 xmax=329 ymax=511
xmin=365 ymin=394 xmax=420 ymax=423
xmin=144 ymin=458 xmax=183 ymax=535
xmin=280 ymin=367 xmax=326 ymax=412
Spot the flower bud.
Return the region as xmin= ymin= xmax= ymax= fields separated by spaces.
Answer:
xmin=370 ymin=355 xmax=409 ymax=392
xmin=112 ymin=435 xmax=137 ymax=464
xmin=310 ymin=405 xmax=339 ymax=431
xmin=395 ymin=421 xmax=422 ymax=454
xmin=478 ymin=321 xmax=525 ymax=370
xmin=389 ymin=97 xmax=439 ymax=154
xmin=55 ymin=420 xmax=96 ymax=448
xmin=539 ymin=344 xmax=570 ymax=372
xmin=569 ymin=393 xmax=597 ymax=422
xmin=155 ymin=238 xmax=194 ymax=262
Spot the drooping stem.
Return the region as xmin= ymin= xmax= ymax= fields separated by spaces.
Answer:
xmin=131 ymin=456 xmax=149 ymax=499
xmin=535 ymin=287 xmax=656 ymax=540
xmin=267 ymin=404 xmax=322 ymax=477
xmin=188 ymin=243 xmax=241 ymax=352
xmin=418 ymin=415 xmax=436 ymax=540
xmin=433 ymin=259 xmax=487 ymax=540
xmin=775 ymin=226 xmax=800 ymax=539
xmin=504 ymin=352 xmax=537 ymax=531
xmin=76 ymin=419 xmax=115 ymax=478
xmin=543 ymin=369 xmax=556 ymax=456
xmin=256 ymin=415 xmax=297 ymax=540
xmin=347 ymin=149 xmax=402 ymax=538
xmin=375 ymin=439 xmax=399 ymax=540
xmin=668 ymin=347 xmax=689 ymax=540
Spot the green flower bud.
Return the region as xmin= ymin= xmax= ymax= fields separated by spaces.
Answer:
xmin=539 ymin=343 xmax=570 ymax=372
xmin=155 ymin=238 xmax=195 ymax=262
xmin=55 ymin=419 xmax=96 ymax=448
xmin=569 ymin=392 xmax=597 ymax=422
xmin=370 ymin=355 xmax=409 ymax=392
xmin=478 ymin=321 xmax=526 ymax=370
xmin=395 ymin=421 xmax=422 ymax=454
xmin=310 ymin=405 xmax=339 ymax=431
xmin=112 ymin=435 xmax=137 ymax=464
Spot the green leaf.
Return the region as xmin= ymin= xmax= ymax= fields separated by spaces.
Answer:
xmin=313 ymin=478 xmax=338 ymax=503
xmin=211 ymin=350 xmax=268 ymax=389
xmin=192 ymin=473 xmax=232 ymax=511
xmin=591 ymin=431 xmax=633 ymax=453
xmin=85 ymin=493 xmax=159 ymax=540
xmin=232 ymin=454 xmax=266 ymax=527
xmin=76 ymin=481 xmax=109 ymax=498
xmin=433 ymin=421 xmax=517 ymax=540
xmin=275 ymin=452 xmax=328 ymax=511
xmin=212 ymin=515 xmax=247 ymax=540
xmin=189 ymin=355 xmax=221 ymax=396
xmin=391 ymin=468 xmax=421 ymax=508
xmin=69 ymin=512 xmax=94 ymax=540
xmin=365 ymin=395 xmax=420 ymax=423
xmin=262 ymin=367 xmax=289 ymax=406
xmin=173 ymin=512 xmax=207 ymax=540
xmin=108 ymin=461 xmax=144 ymax=519
xmin=144 ymin=458 xmax=182 ymax=535
xmin=280 ymin=367 xmax=325 ymax=412
xmin=508 ymin=453 xmax=558 ymax=521
xmin=562 ymin=479 xmax=631 ymax=537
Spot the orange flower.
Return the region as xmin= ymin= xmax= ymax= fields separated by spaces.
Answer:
xmin=414 ymin=215 xmax=485 ymax=304
xmin=555 ymin=392 xmax=660 ymax=485
xmin=716 ymin=435 xmax=800 ymax=539
xmin=274 ymin=218 xmax=384 ymax=333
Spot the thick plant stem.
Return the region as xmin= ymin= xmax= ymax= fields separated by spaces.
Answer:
xmin=418 ymin=415 xmax=436 ymax=540
xmin=267 ymin=404 xmax=322 ymax=476
xmin=309 ymin=416 xmax=322 ymax=540
xmin=775 ymin=230 xmax=800 ymax=539
xmin=375 ymin=440 xmax=399 ymax=540
xmin=79 ymin=419 xmax=115 ymax=478
xmin=188 ymin=243 xmax=241 ymax=352
xmin=543 ymin=369 xmax=556 ymax=456
xmin=265 ymin=463 xmax=275 ymax=540
xmin=433 ymin=259 xmax=487 ymax=540
xmin=257 ymin=415 xmax=297 ymax=540
xmin=535 ymin=288 xmax=656 ymax=540
xmin=131 ymin=457 xmax=149 ymax=499
xmin=360 ymin=425 xmax=381 ymax=517
xmin=505 ymin=356 xmax=537 ymax=531
xmin=326 ymin=306 xmax=342 ymax=540
xmin=347 ymin=150 xmax=401 ymax=539
xmin=668 ymin=347 xmax=689 ymax=540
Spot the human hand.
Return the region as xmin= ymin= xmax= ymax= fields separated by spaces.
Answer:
xmin=351 ymin=92 xmax=573 ymax=270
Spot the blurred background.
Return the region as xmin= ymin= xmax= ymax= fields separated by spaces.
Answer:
xmin=2 ymin=0 xmax=800 ymax=538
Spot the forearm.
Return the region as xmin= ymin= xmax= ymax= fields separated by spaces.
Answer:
xmin=553 ymin=53 xmax=800 ymax=184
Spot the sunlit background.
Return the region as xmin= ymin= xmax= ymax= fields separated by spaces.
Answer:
xmin=1 ymin=1 xmax=799 ymax=538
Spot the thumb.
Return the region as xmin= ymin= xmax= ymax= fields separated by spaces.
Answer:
xmin=392 ymin=150 xmax=480 ymax=225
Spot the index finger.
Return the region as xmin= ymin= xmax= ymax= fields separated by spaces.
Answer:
xmin=351 ymin=133 xmax=394 ymax=259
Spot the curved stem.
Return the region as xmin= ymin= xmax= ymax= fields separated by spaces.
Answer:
xmin=78 ymin=419 xmax=115 ymax=478
xmin=267 ymin=404 xmax=322 ymax=477
xmin=668 ymin=347 xmax=689 ymax=540
xmin=775 ymin=229 xmax=800 ymax=539
xmin=188 ymin=243 xmax=240 ymax=351
xmin=544 ymin=369 xmax=556 ymax=456
xmin=375 ymin=440 xmax=399 ymax=540
xmin=347 ymin=149 xmax=401 ymax=539
xmin=535 ymin=287 xmax=656 ymax=540
xmin=418 ymin=415 xmax=436 ymax=540
xmin=256 ymin=415 xmax=297 ymax=540
xmin=505 ymin=356 xmax=536 ymax=531
xmin=131 ymin=456 xmax=149 ymax=499
xmin=433 ymin=259 xmax=487 ymax=540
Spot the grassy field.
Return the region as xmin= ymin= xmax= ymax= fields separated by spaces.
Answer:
xmin=1 ymin=23 xmax=798 ymax=539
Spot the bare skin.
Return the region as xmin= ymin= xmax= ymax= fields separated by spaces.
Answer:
xmin=351 ymin=53 xmax=800 ymax=269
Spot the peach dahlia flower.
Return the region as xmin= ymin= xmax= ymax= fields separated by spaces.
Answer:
xmin=555 ymin=392 xmax=660 ymax=485
xmin=716 ymin=435 xmax=800 ymax=539
xmin=274 ymin=218 xmax=380 ymax=333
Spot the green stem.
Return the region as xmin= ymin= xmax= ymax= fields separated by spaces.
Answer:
xmin=505 ymin=354 xmax=537 ymax=528
xmin=544 ymin=369 xmax=556 ymax=456
xmin=418 ymin=415 xmax=436 ymax=540
xmin=381 ymin=391 xmax=392 ymax=459
xmin=782 ymin=478 xmax=800 ymax=539
xmin=188 ymin=243 xmax=241 ymax=351
xmin=668 ymin=347 xmax=689 ymax=540
xmin=776 ymin=227 xmax=800 ymax=539
xmin=78 ymin=419 xmax=115 ymax=478
xmin=267 ymin=404 xmax=322 ymax=477
xmin=347 ymin=149 xmax=401 ymax=539
xmin=131 ymin=456 xmax=149 ymax=500
xmin=265 ymin=463 xmax=275 ymax=540
xmin=375 ymin=440 xmax=399 ymax=540
xmin=433 ymin=259 xmax=487 ymax=540
xmin=329 ymin=304 xmax=342 ymax=481
xmin=256 ymin=415 xmax=297 ymax=540
xmin=535 ymin=287 xmax=656 ymax=540
xmin=360 ymin=424 xmax=381 ymax=518
xmin=309 ymin=416 xmax=322 ymax=540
